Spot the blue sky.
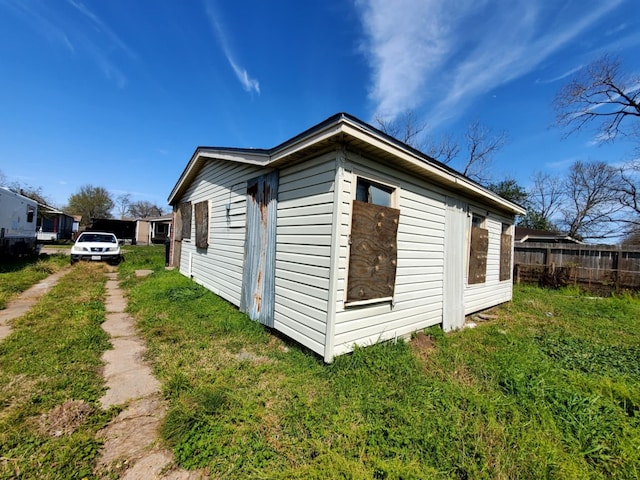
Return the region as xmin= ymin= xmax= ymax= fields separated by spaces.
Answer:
xmin=1 ymin=0 xmax=639 ymax=210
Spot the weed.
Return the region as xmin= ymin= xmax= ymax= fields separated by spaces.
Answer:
xmin=119 ymin=246 xmax=640 ymax=479
xmin=0 ymin=262 xmax=115 ymax=479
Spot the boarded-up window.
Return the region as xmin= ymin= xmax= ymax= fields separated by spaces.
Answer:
xmin=174 ymin=205 xmax=183 ymax=241
xmin=194 ymin=201 xmax=209 ymax=249
xmin=468 ymin=215 xmax=488 ymax=284
xmin=500 ymin=224 xmax=512 ymax=281
xmin=179 ymin=202 xmax=192 ymax=240
xmin=347 ymin=200 xmax=400 ymax=303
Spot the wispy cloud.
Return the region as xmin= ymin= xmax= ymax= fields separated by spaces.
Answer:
xmin=204 ymin=1 xmax=260 ymax=95
xmin=536 ymin=65 xmax=584 ymax=85
xmin=0 ymin=0 xmax=76 ymax=53
xmin=356 ymin=0 xmax=624 ymax=126
xmin=67 ymin=0 xmax=136 ymax=60
xmin=0 ymin=0 xmax=134 ymax=88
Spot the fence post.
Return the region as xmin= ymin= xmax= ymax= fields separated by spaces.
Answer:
xmin=613 ymin=250 xmax=620 ymax=293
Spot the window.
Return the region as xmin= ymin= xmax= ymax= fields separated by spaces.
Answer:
xmin=499 ymin=223 xmax=513 ymax=281
xmin=26 ymin=205 xmax=35 ymax=223
xmin=347 ymin=177 xmax=400 ymax=304
xmin=174 ymin=202 xmax=192 ymax=241
xmin=356 ymin=178 xmax=393 ymax=207
xmin=155 ymin=223 xmax=168 ymax=235
xmin=194 ymin=201 xmax=209 ymax=249
xmin=468 ymin=214 xmax=488 ymax=284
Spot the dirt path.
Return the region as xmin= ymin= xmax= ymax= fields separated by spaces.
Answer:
xmin=0 ymin=267 xmax=205 ymax=479
xmin=0 ymin=269 xmax=70 ymax=340
xmin=95 ymin=269 xmax=205 ymax=479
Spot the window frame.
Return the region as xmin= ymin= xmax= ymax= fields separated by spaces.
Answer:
xmin=174 ymin=202 xmax=192 ymax=241
xmin=345 ymin=174 xmax=400 ymax=307
xmin=499 ymin=223 xmax=513 ymax=281
xmin=467 ymin=213 xmax=489 ymax=285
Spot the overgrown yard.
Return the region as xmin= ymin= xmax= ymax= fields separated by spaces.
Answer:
xmin=121 ymin=247 xmax=640 ymax=479
xmin=0 ymin=258 xmax=115 ymax=479
xmin=1 ymin=247 xmax=639 ymax=479
xmin=0 ymin=253 xmax=68 ymax=309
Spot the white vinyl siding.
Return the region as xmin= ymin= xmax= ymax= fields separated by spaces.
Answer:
xmin=463 ymin=211 xmax=514 ymax=314
xmin=273 ymin=154 xmax=336 ymax=356
xmin=333 ymin=152 xmax=445 ymax=357
xmin=176 ymin=160 xmax=263 ymax=306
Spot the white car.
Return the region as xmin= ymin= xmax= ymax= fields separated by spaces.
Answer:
xmin=70 ymin=232 xmax=122 ymax=265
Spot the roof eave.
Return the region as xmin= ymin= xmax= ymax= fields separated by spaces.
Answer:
xmin=168 ymin=113 xmax=526 ymax=216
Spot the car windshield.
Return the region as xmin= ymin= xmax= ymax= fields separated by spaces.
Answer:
xmin=78 ymin=234 xmax=116 ymax=243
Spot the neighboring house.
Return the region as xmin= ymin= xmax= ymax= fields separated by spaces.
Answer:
xmin=37 ymin=204 xmax=75 ymax=242
xmin=515 ymin=227 xmax=583 ymax=244
xmin=168 ymin=113 xmax=525 ymax=362
xmin=134 ymin=215 xmax=172 ymax=245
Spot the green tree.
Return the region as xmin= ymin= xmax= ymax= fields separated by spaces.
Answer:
xmin=65 ymin=185 xmax=114 ymax=227
xmin=486 ymin=178 xmax=528 ymax=206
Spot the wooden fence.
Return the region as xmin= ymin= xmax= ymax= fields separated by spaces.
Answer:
xmin=514 ymin=243 xmax=640 ymax=292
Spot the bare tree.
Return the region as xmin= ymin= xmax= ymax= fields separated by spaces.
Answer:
xmin=375 ymin=111 xmax=506 ymax=184
xmin=517 ymin=172 xmax=565 ymax=231
xmin=555 ymin=54 xmax=640 ymax=143
xmin=128 ymin=200 xmax=164 ymax=218
xmin=559 ymin=161 xmax=623 ymax=241
xmin=615 ymin=160 xmax=640 ymax=229
xmin=374 ymin=110 xmax=428 ymax=150
xmin=532 ymin=172 xmax=565 ymax=222
xmin=115 ymin=193 xmax=132 ymax=219
xmin=460 ymin=120 xmax=507 ymax=184
xmin=2 ymin=178 xmax=51 ymax=206
xmin=424 ymin=132 xmax=460 ymax=165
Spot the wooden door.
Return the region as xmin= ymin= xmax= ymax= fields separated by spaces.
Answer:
xmin=241 ymin=171 xmax=278 ymax=327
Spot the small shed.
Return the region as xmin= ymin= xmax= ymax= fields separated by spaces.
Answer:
xmin=135 ymin=214 xmax=172 ymax=245
xmin=168 ymin=113 xmax=525 ymax=362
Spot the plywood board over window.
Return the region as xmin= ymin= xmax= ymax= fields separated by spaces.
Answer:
xmin=469 ymin=224 xmax=488 ymax=284
xmin=179 ymin=202 xmax=192 ymax=240
xmin=194 ymin=201 xmax=209 ymax=249
xmin=500 ymin=225 xmax=513 ymax=281
xmin=347 ymin=200 xmax=400 ymax=303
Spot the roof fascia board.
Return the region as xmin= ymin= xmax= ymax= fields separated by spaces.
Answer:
xmin=169 ymin=113 xmax=526 ymax=215
xmin=339 ymin=120 xmax=526 ymax=215
xmin=197 ymin=149 xmax=270 ymax=165
xmin=269 ymin=122 xmax=343 ymax=164
xmin=168 ymin=147 xmax=270 ymax=204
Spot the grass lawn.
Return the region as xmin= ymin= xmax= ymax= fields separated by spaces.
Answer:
xmin=119 ymin=246 xmax=640 ymax=479
xmin=0 ymin=260 xmax=115 ymax=479
xmin=0 ymin=253 xmax=68 ymax=310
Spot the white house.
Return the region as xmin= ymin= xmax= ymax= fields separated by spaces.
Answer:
xmin=168 ymin=113 xmax=525 ymax=362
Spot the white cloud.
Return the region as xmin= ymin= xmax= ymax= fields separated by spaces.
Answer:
xmin=204 ymin=1 xmax=260 ymax=95
xmin=356 ymin=0 xmax=624 ymax=126
xmin=536 ymin=65 xmax=584 ymax=85
xmin=67 ymin=0 xmax=136 ymax=60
